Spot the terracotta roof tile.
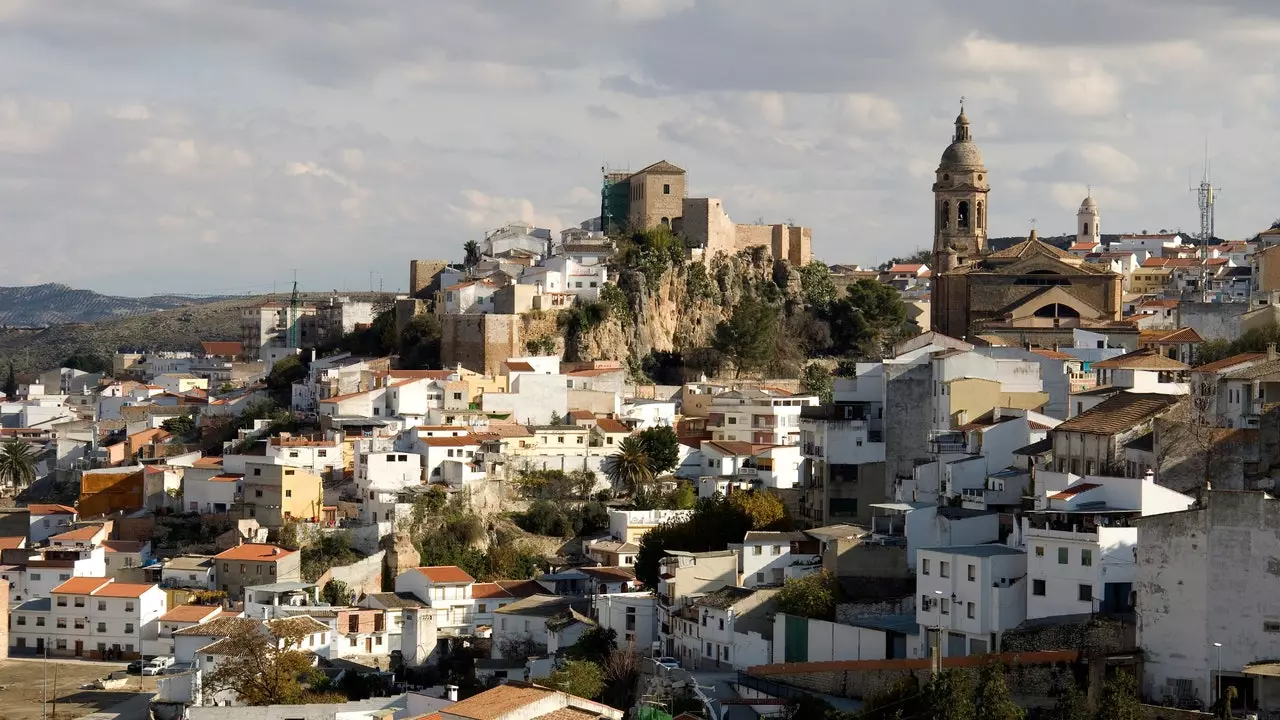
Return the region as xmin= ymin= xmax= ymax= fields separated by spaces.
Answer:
xmin=201 ymin=341 xmax=244 ymax=356
xmin=27 ymin=504 xmax=77 ymax=515
xmin=1049 ymin=482 xmax=1101 ymax=499
xmin=415 ymin=565 xmax=475 ymax=584
xmin=442 ymin=684 xmax=554 ymax=719
xmin=160 ymin=604 xmax=222 ymax=623
xmin=0 ymin=536 xmax=26 ymax=550
xmin=214 ymin=543 xmax=297 ymax=561
xmin=1139 ymin=328 xmax=1203 ymax=345
xmin=94 ymin=582 xmax=157 ymax=598
xmin=421 ymin=435 xmax=480 ymax=447
xmin=593 ymin=417 xmax=631 ymax=434
xmin=1054 ymin=392 xmax=1183 ymax=436
xmin=51 ymin=577 xmax=112 ymax=595
xmin=49 ymin=525 xmax=104 ymax=542
xmin=471 ymin=582 xmax=514 ymax=599
xmin=1092 ymin=348 xmax=1189 ymax=371
xmin=505 ymin=361 xmax=535 ymax=372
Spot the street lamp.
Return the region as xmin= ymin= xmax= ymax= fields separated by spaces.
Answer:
xmin=1213 ymin=642 xmax=1223 ymax=707
xmin=932 ymin=590 xmax=946 ymax=672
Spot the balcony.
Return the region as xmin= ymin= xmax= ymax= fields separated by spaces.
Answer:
xmin=751 ymin=416 xmax=778 ymax=429
xmin=804 ymin=443 xmax=824 ymax=458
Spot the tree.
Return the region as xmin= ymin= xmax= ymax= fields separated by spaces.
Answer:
xmin=1095 ymin=670 xmax=1143 ymax=720
xmin=800 ymin=363 xmax=834 ymax=403
xmin=712 ymin=296 xmax=780 ymax=377
xmin=0 ymin=439 xmax=37 ymax=492
xmin=925 ymin=669 xmax=976 ymax=720
xmin=320 ymin=579 xmax=353 ymax=606
xmin=727 ymin=490 xmax=787 ymax=529
xmin=667 ymin=481 xmax=697 ymax=510
xmin=399 ymin=313 xmax=442 ymax=369
xmin=203 ymin=621 xmax=327 ymax=705
xmin=974 ymin=662 xmax=1023 ymax=720
xmin=564 ymin=626 xmax=617 ymax=664
xmin=266 ymin=355 xmax=306 ymax=405
xmin=636 ymin=426 xmax=679 ymax=475
xmin=797 ymin=262 xmax=838 ymax=309
xmin=1216 ymin=685 xmax=1239 ymax=720
xmin=62 ymin=351 xmax=109 ymax=374
xmin=2 ymin=361 xmax=15 ymax=398
xmin=775 ymin=571 xmax=839 ymax=621
xmin=1049 ymin=675 xmax=1090 ymax=720
xmin=161 ymin=413 xmax=196 ymax=437
xmin=535 ymin=659 xmax=605 ymax=700
xmin=463 ymin=240 xmax=482 ymax=268
xmin=606 ymin=436 xmax=654 ymax=495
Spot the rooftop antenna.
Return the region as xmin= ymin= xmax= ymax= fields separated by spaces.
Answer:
xmin=1190 ymin=138 xmax=1220 ymax=249
xmin=288 ymin=269 xmax=300 ymax=349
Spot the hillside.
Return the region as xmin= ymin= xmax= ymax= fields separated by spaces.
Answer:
xmin=0 ymin=283 xmax=234 ymax=327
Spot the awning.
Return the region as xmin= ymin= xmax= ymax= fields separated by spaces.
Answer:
xmin=1244 ymin=663 xmax=1280 ymax=678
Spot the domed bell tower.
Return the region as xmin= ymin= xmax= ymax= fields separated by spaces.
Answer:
xmin=1077 ymin=192 xmax=1100 ymax=246
xmin=932 ymin=106 xmax=990 ymax=272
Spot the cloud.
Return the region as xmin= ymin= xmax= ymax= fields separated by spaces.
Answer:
xmin=0 ymin=1 xmax=1276 ymax=291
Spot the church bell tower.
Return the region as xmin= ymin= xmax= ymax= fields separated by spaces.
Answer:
xmin=932 ymin=106 xmax=990 ymax=273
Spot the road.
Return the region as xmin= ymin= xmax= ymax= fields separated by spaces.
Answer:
xmin=670 ymin=668 xmax=757 ymax=720
xmin=77 ymin=693 xmax=155 ymax=720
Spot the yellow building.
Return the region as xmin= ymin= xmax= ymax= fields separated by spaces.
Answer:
xmin=943 ymin=377 xmax=1049 ymax=429
xmin=1130 ymin=266 xmax=1173 ymax=295
xmin=241 ymin=463 xmax=324 ymax=527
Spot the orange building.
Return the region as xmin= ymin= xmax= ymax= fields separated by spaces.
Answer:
xmin=78 ymin=468 xmax=145 ymax=518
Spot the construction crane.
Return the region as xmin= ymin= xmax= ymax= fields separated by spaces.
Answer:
xmin=288 ymin=270 xmax=300 ymax=348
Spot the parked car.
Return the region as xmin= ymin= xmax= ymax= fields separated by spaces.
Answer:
xmin=141 ymin=657 xmax=175 ymax=676
xmin=126 ymin=661 xmax=143 ymax=675
xmin=654 ymin=657 xmax=680 ymax=674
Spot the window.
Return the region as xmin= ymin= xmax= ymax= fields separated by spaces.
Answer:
xmin=922 ymin=559 xmax=930 ymax=575
xmin=255 ymin=490 xmax=263 ymax=498
xmin=75 ymin=618 xmax=85 ymax=629
xmin=967 ymin=564 xmax=975 ymax=581
xmin=125 ymin=623 xmax=135 ymax=634
xmin=940 ymin=599 xmax=950 ymax=615
xmin=56 ymin=639 xmax=66 ymax=650
xmin=940 ymin=562 xmax=950 ymax=578
xmin=285 ymin=489 xmax=292 ymax=498
xmin=59 ymin=573 xmax=70 ymax=581
xmin=30 ymin=573 xmax=40 ymax=581
xmin=97 ymin=622 xmax=107 ymax=632
xmin=1033 ymin=580 xmax=1046 ymax=596
xmin=125 ymin=602 xmax=135 ymax=612
xmin=967 ymin=602 xmax=975 ymax=619
xmin=663 ymin=183 xmax=671 ymax=194
xmin=253 ymin=468 xmax=261 ymax=476
xmin=755 ymin=572 xmax=764 ymax=584
xmin=270 ymin=566 xmax=276 ymax=575
xmin=98 ymin=601 xmax=106 ymax=611
xmin=318 ymin=450 xmax=327 ymax=457
xmin=1264 ymin=622 xmax=1280 ymax=633
xmin=771 ymin=545 xmax=781 ymax=556
xmin=15 ymin=616 xmax=24 ymax=625
xmin=1081 ymin=549 xmax=1093 ymax=566
xmin=719 ymin=618 xmax=725 ymax=630
xmin=477 ymin=604 xmax=487 ymax=613
xmin=706 ymin=643 xmax=712 ymax=657
xmin=289 ymin=451 xmax=298 ymax=458
xmin=240 ymin=564 xmax=248 ymax=573
xmin=1057 ymin=547 xmax=1068 ymax=564
xmin=753 ymin=546 xmax=763 ymax=556
xmin=1078 ymin=584 xmax=1093 ymax=603
xmin=57 ymin=596 xmax=67 ymax=607
xmin=36 ymin=616 xmax=44 ymax=626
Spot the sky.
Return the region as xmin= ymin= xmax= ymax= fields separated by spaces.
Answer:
xmin=0 ymin=0 xmax=1278 ymax=296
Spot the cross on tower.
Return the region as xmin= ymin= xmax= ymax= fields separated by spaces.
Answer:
xmin=960 ymin=95 xmax=966 ymax=109
xmin=1029 ymin=218 xmax=1038 ymax=230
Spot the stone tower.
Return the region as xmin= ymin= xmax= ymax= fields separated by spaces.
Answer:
xmin=932 ymin=107 xmax=990 ymax=274
xmin=1077 ymin=193 xmax=1100 ymax=246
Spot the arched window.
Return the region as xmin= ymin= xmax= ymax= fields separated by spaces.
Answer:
xmin=661 ymin=217 xmax=670 ymax=228
xmin=1033 ymin=303 xmax=1081 ymax=319
xmin=1084 ymin=222 xmax=1090 ymax=235
xmin=958 ymin=201 xmax=970 ymax=230
xmin=940 ymin=201 xmax=950 ymax=230
xmin=976 ymin=201 xmax=984 ymax=230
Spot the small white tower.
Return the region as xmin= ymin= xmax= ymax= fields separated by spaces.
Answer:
xmin=1077 ymin=191 xmax=1100 ymax=246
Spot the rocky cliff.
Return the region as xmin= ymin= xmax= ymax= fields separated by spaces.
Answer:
xmin=567 ymin=250 xmax=806 ymax=365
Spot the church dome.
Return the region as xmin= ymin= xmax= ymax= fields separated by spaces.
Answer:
xmin=940 ymin=141 xmax=984 ymax=168
xmin=1079 ymin=195 xmax=1097 ymax=212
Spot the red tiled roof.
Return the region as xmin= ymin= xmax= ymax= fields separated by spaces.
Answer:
xmin=192 ymin=457 xmax=224 ymax=468
xmin=421 ymin=435 xmax=479 ymax=447
xmin=102 ymin=540 xmax=145 ymax=553
xmin=593 ymin=417 xmax=631 ymax=434
xmin=0 ymin=536 xmax=25 ymax=550
xmin=1139 ymin=327 xmax=1203 ymax=345
xmin=208 ymin=473 xmax=243 ymax=483
xmin=415 ymin=566 xmax=475 ymax=584
xmin=495 ymin=580 xmax=543 ymax=598
xmin=27 ymin=504 xmax=77 ymax=515
xmin=214 ymin=543 xmax=296 ymax=562
xmin=504 ymin=361 xmax=535 ymax=372
xmin=471 ymin=582 xmax=514 ymax=599
xmin=1049 ymin=482 xmax=1101 ymax=499
xmin=51 ymin=577 xmax=112 ymax=595
xmin=160 ymin=604 xmax=221 ymax=623
xmin=1030 ymin=348 xmax=1073 ymax=361
xmin=889 ymin=263 xmax=926 ymax=273
xmin=95 ymin=582 xmax=158 ymax=598
xmin=1194 ymin=352 xmax=1267 ymax=374
xmin=201 ymin=341 xmax=244 ymax=357
xmin=49 ymin=525 xmax=104 ymax=542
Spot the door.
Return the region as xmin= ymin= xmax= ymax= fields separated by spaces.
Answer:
xmin=74 ymin=640 xmax=83 ymax=657
xmin=784 ymin=615 xmax=808 ymax=663
xmin=366 ymin=637 xmax=373 ymax=653
xmin=36 ymin=638 xmax=44 ymax=654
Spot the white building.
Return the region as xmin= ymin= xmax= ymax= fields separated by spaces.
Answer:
xmin=1022 ymin=472 xmax=1194 ymax=620
xmin=266 ymin=435 xmax=344 ymax=476
xmin=9 ymin=577 xmax=166 ymax=659
xmin=916 ymin=544 xmax=1026 ymax=657
xmin=707 ymin=388 xmax=817 ymax=446
xmin=740 ymin=531 xmax=820 ymax=588
xmin=596 ymin=592 xmax=657 ymax=651
xmin=5 ymin=546 xmax=108 ymax=603
xmin=394 ymin=565 xmax=478 ymax=636
xmin=698 ymin=441 xmax=803 ymax=491
xmin=161 ymin=556 xmax=216 ymax=590
xmin=27 ymin=504 xmax=78 ymax=544
xmin=355 ymin=449 xmax=425 ymax=531
xmin=670 ymin=586 xmax=778 ymax=671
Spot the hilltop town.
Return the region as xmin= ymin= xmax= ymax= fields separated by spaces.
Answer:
xmin=3 ymin=111 xmax=1280 ymax=720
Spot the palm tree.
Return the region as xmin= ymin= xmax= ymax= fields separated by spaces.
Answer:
xmin=606 ymin=436 xmax=654 ymax=495
xmin=0 ymin=439 xmax=37 ymax=493
xmin=463 ymin=240 xmax=481 ymax=268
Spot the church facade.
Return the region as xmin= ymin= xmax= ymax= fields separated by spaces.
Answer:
xmin=929 ymin=110 xmax=1123 ymax=341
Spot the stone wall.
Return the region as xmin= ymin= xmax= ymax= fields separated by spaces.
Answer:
xmin=409 ymin=259 xmax=448 ymax=297
xmin=1140 ymin=705 xmax=1213 ymax=720
xmin=824 ymin=540 xmax=911 ymax=579
xmin=317 ymin=550 xmax=385 ymax=599
xmin=835 ymin=596 xmax=915 ymax=624
xmin=1002 ymin=615 xmax=1135 ymax=656
xmin=1176 ymin=302 xmax=1247 ymax=342
xmin=442 ymin=314 xmax=520 ymax=375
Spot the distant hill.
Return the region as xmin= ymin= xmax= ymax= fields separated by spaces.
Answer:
xmin=0 ymin=283 xmax=233 ymax=327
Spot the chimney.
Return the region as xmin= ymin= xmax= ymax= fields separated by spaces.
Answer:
xmin=1269 ymin=343 xmax=1277 ymax=362
xmin=1144 ymin=468 xmax=1155 ymax=483
xmin=271 ymin=547 xmax=281 ymax=556
xmin=446 ymin=685 xmax=459 ymax=702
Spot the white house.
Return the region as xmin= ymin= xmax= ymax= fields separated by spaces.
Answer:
xmin=183 ymin=471 xmax=242 ymax=514
xmin=161 ymin=556 xmax=216 ymax=590
xmin=394 ymin=565 xmax=478 ymax=636
xmin=490 ymin=594 xmax=591 ymax=660
xmin=1022 ymin=472 xmax=1194 ymax=620
xmin=671 ymin=586 xmax=778 ymax=671
xmin=916 ymin=544 xmax=1027 ymax=658
xmin=155 ymin=603 xmax=223 ymax=656
xmin=698 ymin=441 xmax=803 ymax=491
xmin=596 ymin=592 xmax=657 ymax=651
xmin=266 ymin=435 xmax=344 ymax=476
xmin=27 ymin=504 xmax=78 ymax=544
xmin=741 ymin=530 xmax=821 ymax=588
xmin=9 ymin=577 xmax=166 ymax=659
xmin=707 ymin=388 xmax=818 ymax=446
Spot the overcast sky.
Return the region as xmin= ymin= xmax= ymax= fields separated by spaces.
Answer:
xmin=1 ymin=1 xmax=1277 ymax=295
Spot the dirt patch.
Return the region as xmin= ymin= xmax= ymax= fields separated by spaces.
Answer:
xmin=0 ymin=659 xmax=157 ymax=720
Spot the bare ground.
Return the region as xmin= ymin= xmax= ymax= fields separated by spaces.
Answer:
xmin=0 ymin=658 xmax=157 ymax=720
